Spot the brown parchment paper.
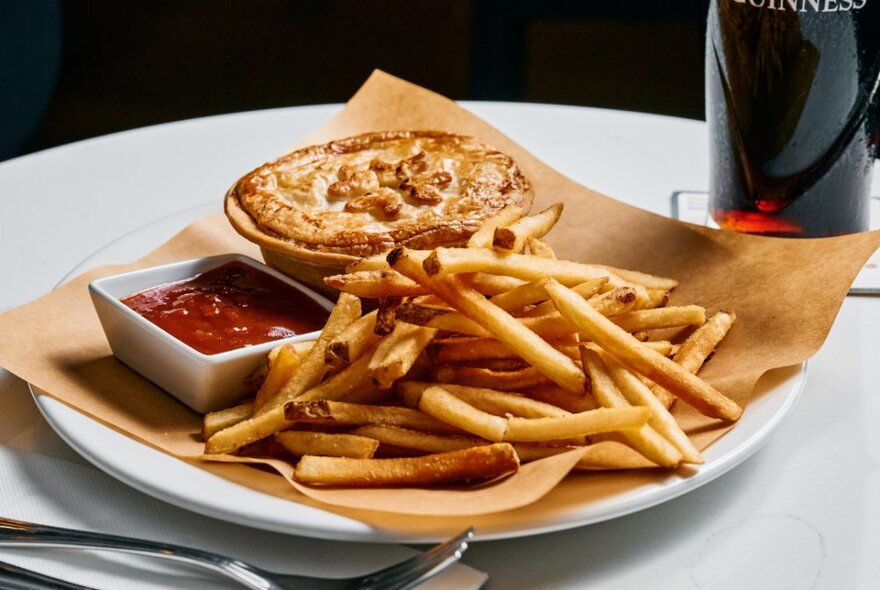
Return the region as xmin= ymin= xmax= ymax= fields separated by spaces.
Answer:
xmin=2 ymin=71 xmax=880 ymax=521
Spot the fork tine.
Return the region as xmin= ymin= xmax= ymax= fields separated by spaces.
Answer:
xmin=357 ymin=527 xmax=474 ymax=590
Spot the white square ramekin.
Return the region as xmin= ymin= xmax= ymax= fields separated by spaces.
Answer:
xmin=89 ymin=253 xmax=333 ymax=413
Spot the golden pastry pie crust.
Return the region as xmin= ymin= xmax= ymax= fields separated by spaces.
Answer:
xmin=225 ymin=131 xmax=533 ymax=270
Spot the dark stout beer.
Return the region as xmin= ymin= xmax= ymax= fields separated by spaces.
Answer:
xmin=707 ymin=0 xmax=880 ymax=236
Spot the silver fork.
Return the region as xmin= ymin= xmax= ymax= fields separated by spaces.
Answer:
xmin=0 ymin=517 xmax=473 ymax=590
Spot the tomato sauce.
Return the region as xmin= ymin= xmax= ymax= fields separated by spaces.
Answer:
xmin=122 ymin=261 xmax=328 ymax=355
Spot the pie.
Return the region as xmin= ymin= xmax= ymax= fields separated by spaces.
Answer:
xmin=225 ymin=131 xmax=533 ymax=293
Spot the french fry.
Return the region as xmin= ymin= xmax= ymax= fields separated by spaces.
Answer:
xmin=545 ymin=280 xmax=742 ymax=421
xmin=255 ymin=293 xmax=361 ymax=415
xmin=524 ymin=283 xmax=631 ymax=318
xmin=284 ymin=399 xmax=459 ymax=433
xmin=297 ymin=348 xmax=379 ymax=402
xmin=492 ymin=203 xmax=564 ymax=252
xmin=294 ymin=443 xmax=519 ymax=486
xmin=528 ymin=383 xmax=599 ymax=413
xmin=635 ymin=289 xmax=670 ymax=310
xmin=205 ymin=406 xmax=291 ymax=455
xmin=467 ymin=205 xmax=525 ymax=248
xmin=275 ymin=431 xmax=379 ymax=458
xmin=647 ymin=311 xmax=736 ymax=409
xmin=490 ymin=277 xmax=605 ymax=313
xmin=252 ymin=344 xmax=302 ymax=409
xmin=424 ymin=247 xmax=676 ymax=291
xmin=345 ymin=250 xmax=429 ymax=273
xmin=375 ymin=297 xmax=402 ymax=335
xmin=432 ymin=364 xmax=553 ymax=391
xmin=389 ymin=247 xmax=586 ymax=393
xmin=526 ymin=238 xmax=556 ymax=259
xmin=202 ymin=401 xmax=253 ymax=440
xmin=324 ymin=310 xmax=380 ymax=370
xmin=580 ymin=347 xmax=684 ymax=467
xmin=598 ymin=350 xmax=703 ymax=464
xmin=423 ymin=247 xmax=624 ymax=286
xmin=368 ymin=323 xmax=438 ymax=389
xmin=353 ymin=424 xmax=485 ymax=453
xmin=430 ymin=336 xmax=576 ymax=363
xmin=504 ymin=406 xmax=650 ymax=442
xmin=464 ymin=272 xmax=527 ymax=295
xmin=324 ymin=270 xmax=427 ymax=298
xmin=398 ymin=381 xmax=570 ymax=419
xmin=610 ymin=305 xmax=706 ymax=332
xmin=417 ymin=386 xmax=508 ymax=441
xmin=674 ymin=311 xmax=736 ymax=373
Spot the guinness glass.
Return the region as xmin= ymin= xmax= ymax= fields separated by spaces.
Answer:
xmin=707 ymin=0 xmax=880 ymax=236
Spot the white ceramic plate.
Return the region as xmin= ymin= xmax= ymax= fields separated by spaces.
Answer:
xmin=32 ymin=202 xmax=807 ymax=543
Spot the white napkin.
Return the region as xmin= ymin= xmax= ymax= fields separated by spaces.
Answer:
xmin=0 ymin=370 xmax=486 ymax=589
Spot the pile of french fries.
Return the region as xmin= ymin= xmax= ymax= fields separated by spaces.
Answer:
xmin=202 ymin=203 xmax=741 ymax=487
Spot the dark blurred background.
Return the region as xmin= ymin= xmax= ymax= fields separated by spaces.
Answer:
xmin=1 ymin=0 xmax=710 ymax=162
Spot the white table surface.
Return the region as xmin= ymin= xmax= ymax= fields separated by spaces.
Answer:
xmin=1 ymin=102 xmax=878 ymax=589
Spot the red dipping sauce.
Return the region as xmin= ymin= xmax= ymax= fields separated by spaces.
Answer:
xmin=122 ymin=261 xmax=329 ymax=355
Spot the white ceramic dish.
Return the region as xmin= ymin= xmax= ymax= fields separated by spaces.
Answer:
xmin=89 ymin=253 xmax=333 ymax=413
xmin=32 ymin=202 xmax=808 ymax=543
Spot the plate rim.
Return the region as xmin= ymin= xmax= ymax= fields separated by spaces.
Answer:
xmin=31 ymin=201 xmax=809 ymax=543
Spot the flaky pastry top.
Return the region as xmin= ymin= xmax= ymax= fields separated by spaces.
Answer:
xmin=225 ymin=131 xmax=532 ymax=260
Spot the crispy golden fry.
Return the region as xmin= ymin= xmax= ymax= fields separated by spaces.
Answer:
xmin=389 ymin=247 xmax=586 ymax=393
xmin=297 ymin=348 xmax=379 ymax=402
xmin=526 ymin=238 xmax=557 ymax=259
xmin=202 ymin=401 xmax=253 ymax=440
xmin=205 ymin=406 xmax=291 ymax=455
xmin=528 ymin=384 xmax=599 ymax=413
xmin=635 ymin=289 xmax=670 ymax=310
xmin=253 ymin=344 xmax=302 ymax=409
xmin=504 ymin=406 xmax=650 ymax=442
xmin=464 ymin=272 xmax=527 ymax=295
xmin=375 ymin=297 xmax=402 ymax=336
xmin=424 ymin=247 xmax=676 ymax=290
xmin=284 ymin=399 xmax=459 ymax=433
xmin=588 ymin=287 xmax=640 ymax=316
xmin=423 ymin=247 xmax=623 ymax=286
xmin=325 ymin=310 xmax=380 ymax=370
xmin=488 ymin=278 xmax=552 ymax=312
xmin=396 ymin=304 xmax=491 ymax=337
xmin=255 ymin=293 xmax=361 ymax=415
xmin=598 ymin=351 xmax=703 ymax=464
xmin=647 ymin=311 xmax=736 ymax=409
xmin=324 ymin=270 xmax=427 ymax=298
xmin=580 ymin=347 xmax=684 ymax=467
xmin=674 ymin=311 xmax=736 ymax=373
xmin=524 ymin=283 xmax=631 ymax=318
xmin=368 ymin=323 xmax=438 ymax=389
xmin=345 ymin=250 xmax=429 ymax=273
xmin=417 ymin=386 xmax=508 ymax=441
xmin=275 ymin=431 xmax=379 ymax=458
xmin=294 ymin=443 xmax=519 ymax=486
xmin=490 ymin=277 xmax=606 ymax=314
xmin=492 ymin=203 xmax=564 ymax=252
xmin=641 ymin=341 xmax=674 ymax=356
xmin=467 ymin=205 xmax=525 ymax=248
xmin=398 ymin=381 xmax=570 ymax=419
xmin=611 ymin=305 xmax=706 ymax=333
xmin=430 ymin=336 xmax=577 ymax=363
xmin=432 ymin=364 xmax=553 ymax=391
xmin=545 ymin=280 xmax=742 ymax=421
xmin=354 ymin=424 xmax=485 ymax=453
